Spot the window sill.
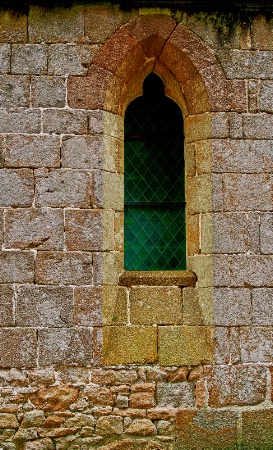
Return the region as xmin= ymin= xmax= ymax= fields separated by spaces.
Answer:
xmin=119 ymin=270 xmax=197 ymax=287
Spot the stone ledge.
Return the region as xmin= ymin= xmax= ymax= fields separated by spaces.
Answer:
xmin=119 ymin=270 xmax=197 ymax=287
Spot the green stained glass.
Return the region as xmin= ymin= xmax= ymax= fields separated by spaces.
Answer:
xmin=124 ymin=73 xmax=186 ymax=271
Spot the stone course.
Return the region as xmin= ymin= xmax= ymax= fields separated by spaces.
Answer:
xmin=0 ymin=4 xmax=272 ymax=449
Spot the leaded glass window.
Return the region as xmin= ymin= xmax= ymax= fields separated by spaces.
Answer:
xmin=124 ymin=73 xmax=186 ymax=271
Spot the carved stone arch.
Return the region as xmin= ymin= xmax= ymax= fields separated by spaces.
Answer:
xmin=67 ymin=14 xmax=247 ymax=366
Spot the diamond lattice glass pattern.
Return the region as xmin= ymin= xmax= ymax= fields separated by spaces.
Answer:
xmin=124 ymin=73 xmax=186 ymax=270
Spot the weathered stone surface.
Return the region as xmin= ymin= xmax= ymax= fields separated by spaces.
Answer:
xmin=208 ymin=365 xmax=267 ymax=406
xmin=74 ymin=286 xmax=102 ymax=326
xmin=38 ymin=328 xmax=93 ymax=366
xmin=223 ymin=173 xmax=273 ymax=211
xmin=213 ymin=288 xmax=251 ymax=326
xmin=22 ymin=438 xmax=54 ymax=450
xmin=213 ymin=327 xmax=240 ymax=365
xmin=102 ymin=326 xmax=157 ymax=365
xmin=183 ymin=287 xmax=213 ymax=326
xmin=217 ymin=49 xmax=273 ymax=79
xmin=5 ymin=134 xmax=60 ymax=168
xmin=130 ymin=286 xmax=182 ymax=325
xmin=0 ymin=11 xmax=27 ymax=43
xmin=65 ymin=209 xmax=114 ymax=251
xmin=102 ymin=286 xmax=128 ymax=325
xmin=98 ymin=439 xmax=134 ymax=450
xmin=31 ymin=76 xmax=66 ymax=108
xmin=241 ymin=410 xmax=273 ymax=449
xmin=92 ymin=170 xmax=123 ymax=210
xmin=93 ymin=251 xmax=123 ymax=286
xmin=0 ymin=413 xmax=19 ymax=428
xmin=48 ymin=44 xmax=99 ymax=76
xmin=126 ymin=419 xmax=156 ymax=436
xmin=0 ymin=251 xmax=34 ymax=283
xmin=35 ymin=251 xmax=92 ymax=285
xmin=29 ymin=385 xmax=79 ymax=411
xmin=157 ymin=383 xmax=195 ymax=408
xmin=95 ymin=415 xmax=123 ymax=435
xmin=243 ymin=113 xmax=273 ymax=139
xmin=61 ymin=135 xmax=102 ymax=169
xmin=84 ymin=384 xmax=113 ymax=406
xmin=130 ymin=392 xmax=155 ymax=409
xmin=240 ymin=327 xmax=273 ymax=363
xmin=0 ymin=108 xmax=41 ymax=133
xmin=0 ymin=75 xmax=29 ymax=107
xmin=0 ymin=328 xmax=37 ymax=368
xmin=252 ymin=15 xmax=273 ymax=50
xmin=0 ymin=169 xmax=34 ymax=206
xmin=185 ymin=112 xmax=229 ymax=143
xmin=16 ymin=285 xmax=73 ymax=327
xmin=5 ymin=208 xmax=64 ymax=250
xmin=43 ymin=109 xmax=88 ymax=135
xmin=11 ymin=44 xmax=47 ymax=74
xmin=260 ymin=213 xmax=273 ymax=254
xmin=35 ymin=169 xmax=91 ymax=207
xmin=29 ymin=6 xmax=84 ymax=43
xmin=175 ymin=409 xmax=237 ymax=449
xmin=225 ymin=255 xmax=273 ymax=287
xmin=0 ymin=285 xmax=14 ymax=326
xmin=158 ymin=326 xmax=213 ymax=365
xmin=252 ymin=288 xmax=273 ymax=325
xmin=0 ymin=44 xmax=11 ymax=73
xmin=21 ymin=410 xmax=45 ymax=428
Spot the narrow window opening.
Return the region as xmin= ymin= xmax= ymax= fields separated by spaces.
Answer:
xmin=124 ymin=73 xmax=186 ymax=271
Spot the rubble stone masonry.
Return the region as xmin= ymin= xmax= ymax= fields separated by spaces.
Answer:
xmin=0 ymin=3 xmax=272 ymax=449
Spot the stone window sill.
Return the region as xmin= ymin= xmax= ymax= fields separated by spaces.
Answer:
xmin=119 ymin=270 xmax=197 ymax=287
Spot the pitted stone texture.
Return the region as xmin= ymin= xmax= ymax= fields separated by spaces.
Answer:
xmin=35 ymin=169 xmax=91 ymax=208
xmin=260 ymin=213 xmax=273 ymax=254
xmin=35 ymin=251 xmax=92 ymax=285
xmin=240 ymin=327 xmax=273 ymax=363
xmin=0 ymin=413 xmax=19 ymax=428
xmin=74 ymin=286 xmax=102 ymax=326
xmin=92 ymin=170 xmax=123 ymax=210
xmin=213 ymin=327 xmax=242 ymax=365
xmin=5 ymin=135 xmax=60 ymax=168
xmin=213 ymin=288 xmax=251 ymax=326
xmin=0 ymin=11 xmax=27 ymax=42
xmin=84 ymin=384 xmax=114 ymax=406
xmin=0 ymin=251 xmax=34 ymax=283
xmin=61 ymin=135 xmax=103 ymax=169
xmin=95 ymin=415 xmax=123 ymax=435
xmin=29 ymin=6 xmax=84 ymax=43
xmin=65 ymin=209 xmax=114 ymax=251
xmin=208 ymin=365 xmax=267 ymax=406
xmin=48 ymin=44 xmax=99 ymax=76
xmin=38 ymin=328 xmax=93 ymax=366
xmin=260 ymin=81 xmax=273 ymax=112
xmin=211 ymin=139 xmax=273 ymax=173
xmin=252 ymin=288 xmax=273 ymax=325
xmin=0 ymin=328 xmax=37 ymax=368
xmin=0 ymin=75 xmax=30 ymax=107
xmin=0 ymin=285 xmax=14 ymax=326
xmin=102 ymin=326 xmax=157 ymax=365
xmin=93 ymin=251 xmax=123 ymax=286
xmin=158 ymin=326 xmax=213 ymax=365
xmin=31 ymin=76 xmax=66 ymax=108
xmin=157 ymin=383 xmax=195 ymax=408
xmin=21 ymin=410 xmax=45 ymax=428
xmin=43 ymin=109 xmax=88 ymax=135
xmin=175 ymin=409 xmax=238 ymax=450
xmin=126 ymin=419 xmax=156 ymax=436
xmin=0 ymin=109 xmax=41 ymax=133
xmin=130 ymin=287 xmax=182 ymax=325
xmin=29 ymin=385 xmax=79 ymax=411
xmin=0 ymin=169 xmax=34 ymax=207
xmin=0 ymin=44 xmax=11 ymax=73
xmin=22 ymin=438 xmax=54 ymax=450
xmin=223 ymin=174 xmax=273 ymax=211
xmin=241 ymin=410 xmax=273 ymax=449
xmin=11 ymin=44 xmax=47 ymax=74
xmin=217 ymin=50 xmax=273 ymax=79
xmin=5 ymin=208 xmax=64 ymax=250
xmin=243 ymin=113 xmax=273 ymax=139
xmin=16 ymin=285 xmax=73 ymax=327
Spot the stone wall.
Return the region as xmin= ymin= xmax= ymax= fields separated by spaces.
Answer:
xmin=0 ymin=4 xmax=272 ymax=449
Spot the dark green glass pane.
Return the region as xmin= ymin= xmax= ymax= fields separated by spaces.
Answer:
xmin=124 ymin=206 xmax=186 ymax=271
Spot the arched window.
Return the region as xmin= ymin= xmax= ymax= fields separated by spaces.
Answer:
xmin=124 ymin=73 xmax=186 ymax=271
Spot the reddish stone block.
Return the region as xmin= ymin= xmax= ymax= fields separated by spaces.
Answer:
xmin=84 ymin=384 xmax=114 ymax=406
xmin=0 ymin=329 xmax=37 ymax=368
xmin=241 ymin=410 xmax=273 ymax=449
xmin=147 ymin=408 xmax=176 ymax=420
xmin=126 ymin=15 xmax=176 ymax=58
xmin=176 ymin=409 xmax=238 ymax=449
xmin=93 ymin=27 xmax=145 ymax=82
xmin=74 ymin=286 xmax=102 ymax=326
xmin=167 ymin=367 xmax=189 ymax=383
xmin=130 ymin=392 xmax=155 ymax=409
xmin=208 ymin=365 xmax=267 ymax=406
